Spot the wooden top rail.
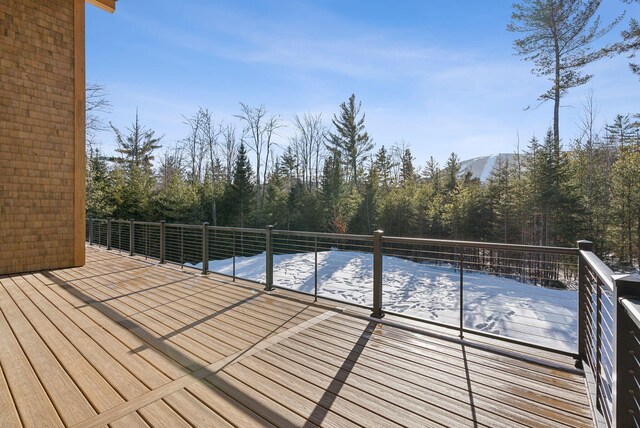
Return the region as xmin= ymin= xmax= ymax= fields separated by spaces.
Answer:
xmin=383 ymin=236 xmax=579 ymax=256
xmin=273 ymin=229 xmax=373 ymax=242
xmin=209 ymin=226 xmax=267 ymax=234
xmin=580 ymin=249 xmax=615 ymax=291
xmin=90 ymin=219 xmax=578 ymax=255
xmin=621 ymin=298 xmax=640 ymax=331
xmin=163 ymin=223 xmax=203 ymax=230
xmin=131 ymin=221 xmax=161 ymax=226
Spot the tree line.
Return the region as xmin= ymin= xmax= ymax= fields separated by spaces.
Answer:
xmin=86 ymin=92 xmax=640 ymax=268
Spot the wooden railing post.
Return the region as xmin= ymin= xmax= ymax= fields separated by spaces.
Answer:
xmin=106 ymin=218 xmax=112 ymax=250
xmin=614 ymin=273 xmax=640 ymax=428
xmin=159 ymin=220 xmax=166 ymax=264
xmin=264 ymin=225 xmax=274 ymax=291
xmin=129 ymin=219 xmax=135 ymax=256
xmin=577 ymin=240 xmax=594 ymax=368
xmin=88 ymin=218 xmax=94 ymax=245
xmin=371 ymin=230 xmax=384 ymax=318
xmin=202 ymin=222 xmax=209 ymax=275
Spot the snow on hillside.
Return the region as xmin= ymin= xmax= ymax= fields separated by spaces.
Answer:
xmin=200 ymin=250 xmax=577 ymax=352
xmin=459 ymin=153 xmax=516 ymax=182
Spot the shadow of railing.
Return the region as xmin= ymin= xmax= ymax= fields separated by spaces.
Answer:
xmin=306 ymin=320 xmax=375 ymax=426
xmin=40 ymin=269 xmax=320 ymax=426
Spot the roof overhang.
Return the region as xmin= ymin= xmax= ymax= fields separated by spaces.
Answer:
xmin=86 ymin=0 xmax=116 ymax=13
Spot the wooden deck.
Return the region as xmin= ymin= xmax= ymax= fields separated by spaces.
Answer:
xmin=0 ymin=246 xmax=593 ymax=427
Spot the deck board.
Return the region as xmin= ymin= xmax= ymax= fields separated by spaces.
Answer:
xmin=0 ymin=245 xmax=593 ymax=427
xmin=0 ymin=362 xmax=22 ymax=428
xmin=108 ymin=412 xmax=149 ymax=428
xmin=0 ymin=304 xmax=64 ymax=427
xmin=185 ymin=381 xmax=276 ymax=428
xmin=18 ymin=274 xmax=166 ymax=390
xmin=281 ymin=327 xmax=591 ymax=427
xmin=161 ymin=389 xmax=233 ymax=427
xmin=313 ymin=317 xmax=588 ymax=398
xmin=0 ymin=279 xmax=98 ymax=425
xmin=136 ymin=400 xmax=191 ymax=428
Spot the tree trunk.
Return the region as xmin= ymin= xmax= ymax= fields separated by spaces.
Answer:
xmin=211 ymin=198 xmax=217 ymax=227
xmin=552 ymin=12 xmax=561 ymax=148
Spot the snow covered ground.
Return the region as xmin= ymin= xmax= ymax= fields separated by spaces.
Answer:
xmin=197 ymin=249 xmax=577 ymax=352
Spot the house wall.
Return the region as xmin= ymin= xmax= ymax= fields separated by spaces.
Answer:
xmin=0 ymin=0 xmax=85 ymax=274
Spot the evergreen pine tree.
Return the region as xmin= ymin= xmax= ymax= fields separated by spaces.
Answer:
xmin=225 ymin=143 xmax=255 ymax=227
xmin=508 ymin=0 xmax=620 ymax=145
xmin=525 ymin=130 xmax=582 ymax=245
xmin=424 ymin=157 xmax=442 ymax=194
xmin=606 ymin=114 xmax=638 ymax=148
xmin=487 ymin=158 xmax=518 ymax=243
xmin=111 ymin=110 xmax=162 ymax=173
xmin=444 ymin=153 xmax=461 ymax=192
xmin=350 ymin=165 xmax=380 ymax=234
xmin=374 ymin=146 xmax=393 ymax=187
xmin=326 ymin=94 xmax=373 ymax=187
xmin=400 ymin=148 xmax=416 ymax=184
xmin=86 ymin=148 xmax=115 ymax=218
xmin=610 ymin=147 xmax=640 ymax=267
xmin=320 ymin=153 xmax=346 ymax=232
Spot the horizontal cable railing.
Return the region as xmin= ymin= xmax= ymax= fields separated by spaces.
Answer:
xmin=86 ymin=219 xmax=581 ymax=355
xmin=271 ymin=229 xmax=375 ymax=308
xmin=381 ymin=236 xmax=579 ymax=353
xmin=207 ymin=226 xmax=267 ymax=281
xmin=165 ymin=223 xmax=203 ymax=269
xmin=578 ymin=240 xmax=640 ymax=428
xmin=110 ymin=220 xmax=130 ymax=253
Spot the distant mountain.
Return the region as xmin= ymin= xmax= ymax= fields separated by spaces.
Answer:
xmin=459 ymin=153 xmax=517 ymax=183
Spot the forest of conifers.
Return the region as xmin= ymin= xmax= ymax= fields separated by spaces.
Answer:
xmin=85 ymin=93 xmax=640 ymax=269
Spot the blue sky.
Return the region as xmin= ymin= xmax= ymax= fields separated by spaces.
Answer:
xmin=86 ymin=0 xmax=639 ymax=165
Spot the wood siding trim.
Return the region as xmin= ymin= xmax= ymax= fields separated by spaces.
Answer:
xmin=74 ymin=0 xmax=86 ymax=268
xmin=86 ymin=0 xmax=116 ymax=13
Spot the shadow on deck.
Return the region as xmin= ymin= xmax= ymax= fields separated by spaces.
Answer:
xmin=0 ymin=246 xmax=593 ymax=427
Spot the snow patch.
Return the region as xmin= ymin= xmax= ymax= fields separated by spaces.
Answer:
xmin=194 ymin=250 xmax=577 ymax=352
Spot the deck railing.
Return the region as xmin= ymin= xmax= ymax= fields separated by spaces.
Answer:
xmin=86 ymin=218 xmax=640 ymax=426
xmin=86 ymin=219 xmax=578 ymax=350
xmin=577 ymin=240 xmax=640 ymax=428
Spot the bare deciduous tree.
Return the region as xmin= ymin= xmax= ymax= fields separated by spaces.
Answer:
xmin=235 ymin=103 xmax=284 ymax=220
xmin=86 ymin=83 xmax=111 ymax=152
xmin=158 ymin=145 xmax=185 ymax=187
xmin=200 ymin=109 xmax=222 ymax=225
xmin=221 ymin=124 xmax=239 ymax=184
xmin=291 ymin=112 xmax=326 ymax=189
xmin=235 ymin=103 xmax=284 ymax=187
xmin=182 ymin=109 xmax=207 ymax=185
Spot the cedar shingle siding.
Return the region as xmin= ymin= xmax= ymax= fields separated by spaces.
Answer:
xmin=0 ymin=0 xmax=83 ymax=274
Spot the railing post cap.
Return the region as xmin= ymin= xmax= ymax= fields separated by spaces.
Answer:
xmin=577 ymin=240 xmax=593 ymax=250
xmin=613 ymin=273 xmax=640 ymax=284
xmin=266 ymin=225 xmax=273 ymax=230
xmin=203 ymin=222 xmax=209 ymax=226
xmin=160 ymin=220 xmax=166 ymax=224
xmin=374 ymin=230 xmax=384 ymax=235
